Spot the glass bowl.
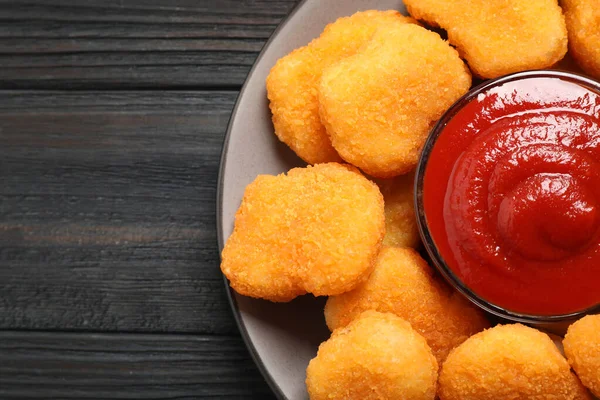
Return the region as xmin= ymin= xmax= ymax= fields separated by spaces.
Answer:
xmin=414 ymin=70 xmax=600 ymax=334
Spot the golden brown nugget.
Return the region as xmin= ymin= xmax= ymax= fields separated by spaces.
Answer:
xmin=375 ymin=173 xmax=420 ymax=248
xmin=266 ymin=10 xmax=412 ymax=165
xmin=564 ymin=315 xmax=600 ymax=397
xmin=319 ymin=24 xmax=471 ymax=178
xmin=325 ymin=247 xmax=489 ymax=364
xmin=439 ymin=324 xmax=592 ymax=400
xmin=562 ymin=0 xmax=600 ymax=78
xmin=404 ymin=0 xmax=567 ymax=79
xmin=221 ymin=163 xmax=385 ymax=302
xmin=306 ymin=310 xmax=438 ymax=400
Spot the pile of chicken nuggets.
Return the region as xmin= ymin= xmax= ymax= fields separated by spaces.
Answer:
xmin=221 ymin=1 xmax=600 ymax=399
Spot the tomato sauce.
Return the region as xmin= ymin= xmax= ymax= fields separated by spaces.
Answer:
xmin=423 ymin=74 xmax=600 ymax=315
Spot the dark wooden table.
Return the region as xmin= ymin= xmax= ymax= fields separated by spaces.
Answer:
xmin=0 ymin=1 xmax=298 ymax=398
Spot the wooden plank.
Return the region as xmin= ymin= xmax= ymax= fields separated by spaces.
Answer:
xmin=0 ymin=90 xmax=245 ymax=333
xmin=0 ymin=0 xmax=299 ymax=89
xmin=0 ymin=331 xmax=275 ymax=399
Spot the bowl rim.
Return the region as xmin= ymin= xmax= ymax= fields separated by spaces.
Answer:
xmin=414 ymin=69 xmax=600 ymax=324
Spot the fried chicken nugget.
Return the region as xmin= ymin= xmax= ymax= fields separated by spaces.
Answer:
xmin=562 ymin=0 xmax=600 ymax=79
xmin=319 ymin=24 xmax=471 ymax=178
xmin=564 ymin=315 xmax=600 ymax=397
xmin=403 ymin=0 xmax=568 ymax=79
xmin=306 ymin=310 xmax=438 ymax=400
xmin=374 ymin=172 xmax=420 ymax=249
xmin=266 ymin=10 xmax=413 ymax=165
xmin=439 ymin=324 xmax=592 ymax=400
xmin=325 ymin=247 xmax=489 ymax=364
xmin=221 ymin=163 xmax=385 ymax=302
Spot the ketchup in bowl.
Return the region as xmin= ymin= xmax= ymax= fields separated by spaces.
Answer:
xmin=417 ymin=71 xmax=600 ymax=320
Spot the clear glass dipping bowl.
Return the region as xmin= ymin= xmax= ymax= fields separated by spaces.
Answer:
xmin=414 ymin=70 xmax=600 ymax=334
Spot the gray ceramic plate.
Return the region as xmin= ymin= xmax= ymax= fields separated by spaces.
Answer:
xmin=216 ymin=0 xmax=408 ymax=398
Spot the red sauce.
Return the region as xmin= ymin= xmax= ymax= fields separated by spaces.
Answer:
xmin=423 ymin=75 xmax=600 ymax=316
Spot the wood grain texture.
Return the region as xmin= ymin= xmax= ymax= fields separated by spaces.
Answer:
xmin=0 ymin=0 xmax=299 ymax=89
xmin=0 ymin=330 xmax=275 ymax=399
xmin=0 ymin=90 xmax=242 ymax=333
xmin=0 ymin=2 xmax=302 ymax=397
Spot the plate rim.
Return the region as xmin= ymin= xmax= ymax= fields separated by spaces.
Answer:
xmin=216 ymin=1 xmax=309 ymax=399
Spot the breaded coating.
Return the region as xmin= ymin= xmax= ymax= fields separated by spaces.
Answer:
xmin=319 ymin=24 xmax=471 ymax=178
xmin=404 ymin=0 xmax=568 ymax=79
xmin=562 ymin=0 xmax=600 ymax=78
xmin=564 ymin=315 xmax=600 ymax=397
xmin=266 ymin=10 xmax=412 ymax=164
xmin=374 ymin=172 xmax=420 ymax=249
xmin=325 ymin=247 xmax=489 ymax=364
xmin=306 ymin=310 xmax=438 ymax=400
xmin=221 ymin=163 xmax=385 ymax=302
xmin=439 ymin=324 xmax=592 ymax=400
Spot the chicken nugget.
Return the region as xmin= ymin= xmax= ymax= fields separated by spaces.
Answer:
xmin=221 ymin=163 xmax=385 ymax=302
xmin=564 ymin=315 xmax=600 ymax=397
xmin=319 ymin=24 xmax=471 ymax=178
xmin=403 ymin=0 xmax=567 ymax=79
xmin=439 ymin=324 xmax=592 ymax=400
xmin=562 ymin=0 xmax=600 ymax=79
xmin=306 ymin=310 xmax=438 ymax=400
xmin=374 ymin=172 xmax=420 ymax=249
xmin=325 ymin=247 xmax=489 ymax=364
xmin=266 ymin=10 xmax=412 ymax=165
